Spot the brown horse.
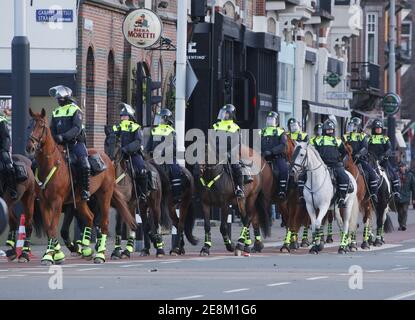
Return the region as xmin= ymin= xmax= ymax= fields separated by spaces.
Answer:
xmin=344 ymin=143 xmax=373 ymax=250
xmin=26 ymin=108 xmax=136 ymax=265
xmin=198 ymin=144 xmax=272 ymax=256
xmin=0 ymin=155 xmax=37 ymax=262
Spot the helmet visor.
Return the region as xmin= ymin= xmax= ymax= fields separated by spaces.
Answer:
xmin=289 ymin=122 xmax=300 ymax=132
xmin=154 ymin=114 xmax=166 ymax=125
xmin=315 ymin=127 xmax=323 ymax=136
xmin=266 ymin=116 xmax=277 ymax=127
xmin=346 ymin=123 xmax=355 ymax=133
xmin=218 ymin=109 xmax=231 ymax=120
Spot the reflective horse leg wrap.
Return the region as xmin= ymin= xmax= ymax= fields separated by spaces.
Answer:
xmin=95 ymin=234 xmax=107 ymax=261
xmin=42 ymin=238 xmax=55 ymax=263
xmin=340 ymin=232 xmax=348 ymax=248
xmin=243 ymin=227 xmax=252 ymax=246
xmin=6 ymin=230 xmax=16 ymax=248
xmin=53 ymin=238 xmax=65 ymax=262
xmin=327 ymin=223 xmax=333 ymax=236
xmin=283 ymin=229 xmax=292 ymax=245
xmin=204 ymin=232 xmax=212 ymax=248
xmin=115 ymin=235 xmax=122 ymax=249
xmin=81 ymin=227 xmax=93 ymax=257
xmin=254 ymin=228 xmax=262 ymax=242
xmin=302 ymin=228 xmax=309 ymax=240
xmin=125 ymin=236 xmax=135 ymax=253
xmin=363 ymin=226 xmax=369 ymax=242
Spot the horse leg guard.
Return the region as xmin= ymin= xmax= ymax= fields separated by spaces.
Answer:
xmin=81 ymin=227 xmax=93 ymax=259
xmin=53 ymin=240 xmax=65 ymax=264
xmin=41 ymin=238 xmax=56 ymax=266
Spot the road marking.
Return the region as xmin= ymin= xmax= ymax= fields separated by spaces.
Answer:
xmin=8 ymin=274 xmax=25 ymax=277
xmin=396 ymin=247 xmax=415 ymax=253
xmin=20 ymin=271 xmax=50 ymax=274
xmin=0 ymin=276 xmax=7 ymax=279
xmin=391 ymin=267 xmax=409 ymax=271
xmin=77 ymin=268 xmax=100 ymax=272
xmin=337 ymin=273 xmax=350 ymax=276
xmin=0 ymin=270 xmax=8 ymax=272
xmin=160 ymin=261 xmax=181 ymax=264
xmin=120 ymin=264 xmax=143 ymax=268
xmin=306 ymin=276 xmax=328 ymax=281
xmin=174 ymin=295 xmax=204 ymax=300
xmin=366 ymin=270 xmax=384 ymax=273
xmin=267 ymin=282 xmax=291 ymax=287
xmin=224 ymin=288 xmax=250 ymax=293
xmin=386 ymin=290 xmax=415 ymax=300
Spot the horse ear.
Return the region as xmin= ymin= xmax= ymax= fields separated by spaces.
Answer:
xmin=29 ymin=108 xmax=34 ymax=117
xmin=41 ymin=108 xmax=46 ymax=118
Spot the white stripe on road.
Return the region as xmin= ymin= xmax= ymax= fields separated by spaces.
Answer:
xmin=306 ymin=276 xmax=328 ymax=281
xmin=160 ymin=261 xmax=181 ymax=264
xmin=224 ymin=288 xmax=250 ymax=293
xmin=20 ymin=271 xmax=50 ymax=274
xmin=8 ymin=274 xmax=25 ymax=277
xmin=391 ymin=267 xmax=409 ymax=271
xmin=337 ymin=273 xmax=350 ymax=276
xmin=120 ymin=264 xmax=143 ymax=268
xmin=174 ymin=295 xmax=204 ymax=300
xmin=0 ymin=270 xmax=8 ymax=272
xmin=77 ymin=268 xmax=100 ymax=272
xmin=396 ymin=247 xmax=415 ymax=253
xmin=366 ymin=270 xmax=384 ymax=273
xmin=267 ymin=282 xmax=291 ymax=287
xmin=386 ymin=290 xmax=415 ymax=300
xmin=0 ymin=276 xmax=7 ymax=279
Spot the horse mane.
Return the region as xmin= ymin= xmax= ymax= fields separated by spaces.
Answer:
xmin=286 ymin=135 xmax=296 ymax=162
xmin=301 ymin=142 xmax=325 ymax=165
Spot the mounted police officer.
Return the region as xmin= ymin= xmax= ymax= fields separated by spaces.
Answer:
xmin=368 ymin=119 xmax=401 ymax=200
xmin=112 ymin=103 xmax=147 ymax=199
xmin=287 ymin=118 xmax=308 ymax=142
xmin=49 ymin=85 xmax=90 ymax=201
xmin=310 ymin=123 xmax=323 ymax=145
xmin=0 ymin=111 xmax=17 ymax=199
xmin=146 ymin=108 xmax=183 ymax=199
xmin=343 ymin=117 xmax=379 ymax=202
xmin=260 ymin=111 xmax=288 ymax=199
xmin=212 ymin=104 xmax=244 ymax=198
xmin=314 ymin=119 xmax=350 ymax=208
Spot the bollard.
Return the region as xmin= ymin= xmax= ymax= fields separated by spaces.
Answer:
xmin=171 ymin=208 xmax=180 ymax=250
xmin=134 ymin=212 xmax=144 ymax=252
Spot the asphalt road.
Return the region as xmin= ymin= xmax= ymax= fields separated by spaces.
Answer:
xmin=0 ymin=210 xmax=415 ymax=300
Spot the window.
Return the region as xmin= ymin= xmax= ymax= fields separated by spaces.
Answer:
xmin=305 ymin=32 xmax=314 ymax=47
xmin=267 ymin=18 xmax=277 ymax=34
xmin=365 ymin=12 xmax=378 ymax=64
xmin=278 ymin=62 xmax=294 ymax=101
xmin=401 ymin=21 xmax=412 ymax=57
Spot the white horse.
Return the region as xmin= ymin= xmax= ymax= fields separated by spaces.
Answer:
xmin=291 ymin=142 xmax=358 ymax=254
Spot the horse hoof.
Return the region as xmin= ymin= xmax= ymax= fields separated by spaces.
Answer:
xmin=326 ymin=236 xmax=334 ymax=244
xmin=111 ymin=250 xmax=122 ymax=260
xmin=309 ymin=246 xmax=319 ymax=254
xmin=140 ymin=249 xmax=150 ymax=257
xmin=361 ymin=241 xmax=370 ymax=250
xmin=373 ymin=239 xmax=382 ymax=247
xmin=71 ymin=252 xmax=82 ymax=257
xmin=41 ymin=259 xmax=54 ymax=266
xmin=94 ymin=257 xmax=105 ymax=264
xmin=338 ymin=247 xmax=347 ymax=254
xmin=179 ymin=248 xmax=185 ymax=255
xmin=243 ymin=251 xmax=250 ymax=257
xmin=289 ymin=241 xmax=299 ymax=250
xmin=318 ymin=243 xmax=325 ymax=252
xmin=199 ymin=247 xmax=210 ymax=256
xmin=6 ymin=249 xmax=17 ymax=261
xmin=349 ymin=244 xmax=358 ymax=252
xmin=234 ymin=249 xmax=242 ymax=256
xmin=18 ymin=252 xmax=30 ymax=263
xmin=156 ymin=249 xmax=165 ymax=257
xmin=280 ymin=245 xmax=290 ymax=253
xmin=253 ymin=240 xmax=264 ymax=253
xmin=170 ymin=250 xmax=179 ymax=256
xmin=225 ymin=243 xmax=235 ymax=252
xmin=301 ymin=240 xmax=310 ymax=248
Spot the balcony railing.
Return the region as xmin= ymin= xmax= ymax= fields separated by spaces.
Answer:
xmin=350 ymin=62 xmax=380 ymax=92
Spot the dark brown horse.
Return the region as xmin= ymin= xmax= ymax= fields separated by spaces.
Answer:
xmin=0 ymin=155 xmax=37 ymax=262
xmin=198 ymin=144 xmax=272 ymax=256
xmin=26 ymin=108 xmax=136 ymax=265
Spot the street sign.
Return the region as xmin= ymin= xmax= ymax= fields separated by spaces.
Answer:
xmin=36 ymin=9 xmax=73 ymax=22
xmin=382 ymin=92 xmax=401 ymax=116
xmin=123 ymin=9 xmax=163 ymax=49
xmin=186 ymin=60 xmax=198 ymax=100
xmin=325 ymin=73 xmax=341 ymax=88
xmin=326 ymin=91 xmax=353 ymax=100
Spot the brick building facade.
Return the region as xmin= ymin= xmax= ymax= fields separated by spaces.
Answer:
xmin=77 ymin=0 xmax=177 ymax=149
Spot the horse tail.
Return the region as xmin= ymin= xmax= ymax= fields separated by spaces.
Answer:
xmin=255 ymin=190 xmax=271 ymax=238
xmin=111 ymin=187 xmax=137 ymax=230
xmin=184 ymin=200 xmax=199 ymax=245
xmin=384 ymin=213 xmax=394 ymax=233
xmin=33 ymin=199 xmax=44 ymax=238
xmin=153 ymin=164 xmax=172 ymax=230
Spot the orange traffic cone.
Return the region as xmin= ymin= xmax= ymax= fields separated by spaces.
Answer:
xmin=15 ymin=214 xmax=26 ymax=258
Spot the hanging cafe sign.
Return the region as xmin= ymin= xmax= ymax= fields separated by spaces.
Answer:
xmin=382 ymin=93 xmax=401 ymax=116
xmin=122 ymin=8 xmax=163 ymax=49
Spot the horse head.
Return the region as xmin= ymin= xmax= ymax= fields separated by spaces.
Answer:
xmin=290 ymin=142 xmax=308 ymax=179
xmin=26 ymin=108 xmax=49 ymax=156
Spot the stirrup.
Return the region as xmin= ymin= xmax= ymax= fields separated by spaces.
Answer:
xmin=278 ymin=191 xmax=286 ymax=199
xmin=338 ymin=198 xmax=346 ymax=208
xmin=370 ymin=194 xmax=378 ymax=203
xmin=81 ymin=190 xmax=90 ymax=201
xmin=235 ymin=186 xmax=244 ymax=198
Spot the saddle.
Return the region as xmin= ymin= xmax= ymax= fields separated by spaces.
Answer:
xmin=68 ymin=152 xmax=107 ymax=176
xmin=328 ymin=167 xmax=354 ymax=194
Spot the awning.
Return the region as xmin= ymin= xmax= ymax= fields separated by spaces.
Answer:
xmin=305 ymin=101 xmax=351 ymax=118
xmin=396 ymin=130 xmax=407 ymax=149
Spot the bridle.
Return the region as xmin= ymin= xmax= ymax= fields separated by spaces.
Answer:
xmin=290 ymin=144 xmax=324 ymax=175
xmin=29 ymin=118 xmax=58 ymax=158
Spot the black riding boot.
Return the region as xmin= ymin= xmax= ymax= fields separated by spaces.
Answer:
xmin=232 ymin=165 xmax=244 ymax=198
xmin=136 ymin=170 xmax=148 ymax=200
xmin=297 ymin=175 xmax=306 ymax=204
xmin=7 ymin=171 xmax=18 ymax=200
xmin=369 ymin=180 xmax=378 ymax=203
xmin=338 ymin=190 xmax=347 ymax=208
xmin=80 ymin=165 xmax=91 ymax=201
xmin=392 ymin=179 xmax=401 ymax=201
